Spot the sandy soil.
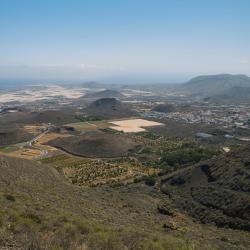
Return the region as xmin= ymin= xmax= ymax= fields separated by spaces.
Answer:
xmin=0 ymin=85 xmax=86 ymax=103
xmin=109 ymin=118 xmax=164 ymax=132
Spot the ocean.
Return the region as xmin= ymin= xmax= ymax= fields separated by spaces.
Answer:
xmin=0 ymin=79 xmax=32 ymax=90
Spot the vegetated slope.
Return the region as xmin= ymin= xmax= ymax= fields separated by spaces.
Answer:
xmin=161 ymin=144 xmax=250 ymax=231
xmin=206 ymin=86 xmax=250 ymax=104
xmin=0 ymin=154 xmax=68 ymax=188
xmin=47 ymin=131 xmax=141 ymax=158
xmin=85 ymin=98 xmax=137 ymax=119
xmin=84 ymin=89 xmax=124 ymax=99
xmin=1 ymin=155 xmax=250 ymax=249
xmin=181 ymin=74 xmax=250 ymax=97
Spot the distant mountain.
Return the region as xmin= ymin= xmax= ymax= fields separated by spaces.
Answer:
xmin=81 ymin=81 xmax=103 ymax=89
xmin=181 ymin=74 xmax=250 ymax=97
xmin=85 ymin=98 xmax=136 ymax=119
xmin=84 ymin=89 xmax=124 ymax=99
xmin=206 ymin=86 xmax=250 ymax=104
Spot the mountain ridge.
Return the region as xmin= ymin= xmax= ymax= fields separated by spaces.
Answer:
xmin=180 ymin=74 xmax=250 ymax=97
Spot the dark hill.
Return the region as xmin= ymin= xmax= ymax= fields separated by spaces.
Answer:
xmin=152 ymin=103 xmax=176 ymax=113
xmin=84 ymin=89 xmax=124 ymax=99
xmin=85 ymin=98 xmax=136 ymax=119
xmin=30 ymin=110 xmax=78 ymax=125
xmin=47 ymin=131 xmax=141 ymax=158
xmin=81 ymin=81 xmax=103 ymax=88
xmin=0 ymin=128 xmax=33 ymax=147
xmin=161 ymin=145 xmax=250 ymax=231
xmin=181 ymin=74 xmax=250 ymax=97
xmin=0 ymin=109 xmax=78 ymax=126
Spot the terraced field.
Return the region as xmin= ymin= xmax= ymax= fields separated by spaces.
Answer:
xmin=40 ymin=154 xmax=159 ymax=187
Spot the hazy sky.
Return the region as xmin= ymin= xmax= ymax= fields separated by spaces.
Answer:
xmin=0 ymin=0 xmax=250 ymax=83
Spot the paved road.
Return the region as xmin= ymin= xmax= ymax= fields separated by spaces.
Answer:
xmin=26 ymin=126 xmax=53 ymax=147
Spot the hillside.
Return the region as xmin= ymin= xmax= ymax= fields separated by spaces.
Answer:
xmin=181 ymin=74 xmax=250 ymax=97
xmin=0 ymin=109 xmax=78 ymax=126
xmin=206 ymin=86 xmax=250 ymax=104
xmin=85 ymin=98 xmax=136 ymax=119
xmin=161 ymin=144 xmax=250 ymax=231
xmin=0 ymin=127 xmax=33 ymax=147
xmin=1 ymin=154 xmax=250 ymax=249
xmin=47 ymin=131 xmax=141 ymax=158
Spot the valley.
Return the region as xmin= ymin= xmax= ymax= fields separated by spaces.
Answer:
xmin=0 ymin=75 xmax=250 ymax=249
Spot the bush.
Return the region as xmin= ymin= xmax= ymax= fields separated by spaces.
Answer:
xmin=87 ymin=230 xmax=125 ymax=250
xmin=136 ymin=131 xmax=160 ymax=140
xmin=76 ymin=115 xmax=102 ymax=122
xmin=159 ymin=147 xmax=215 ymax=167
xmin=144 ymin=176 xmax=156 ymax=186
xmin=4 ymin=194 xmax=15 ymax=202
xmin=22 ymin=212 xmax=41 ymax=224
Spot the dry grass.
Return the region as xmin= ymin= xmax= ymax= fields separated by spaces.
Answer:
xmin=23 ymin=124 xmax=46 ymax=134
xmin=8 ymin=148 xmax=42 ymax=159
xmin=37 ymin=132 xmax=70 ymax=145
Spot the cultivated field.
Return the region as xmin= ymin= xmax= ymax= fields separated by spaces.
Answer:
xmin=109 ymin=118 xmax=164 ymax=132
xmin=7 ymin=148 xmax=43 ymax=159
xmin=40 ymin=154 xmax=159 ymax=187
xmin=23 ymin=124 xmax=47 ymax=134
xmin=0 ymin=132 xmax=70 ymax=160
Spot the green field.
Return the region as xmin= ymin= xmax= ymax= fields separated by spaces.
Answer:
xmin=0 ymin=145 xmax=19 ymax=153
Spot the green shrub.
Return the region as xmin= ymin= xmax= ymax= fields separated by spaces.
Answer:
xmin=22 ymin=212 xmax=41 ymax=224
xmin=4 ymin=194 xmax=15 ymax=202
xmin=136 ymin=131 xmax=160 ymax=140
xmin=144 ymin=176 xmax=156 ymax=186
xmin=75 ymin=115 xmax=102 ymax=122
xmin=159 ymin=147 xmax=216 ymax=166
xmin=87 ymin=230 xmax=125 ymax=250
xmin=139 ymin=235 xmax=195 ymax=250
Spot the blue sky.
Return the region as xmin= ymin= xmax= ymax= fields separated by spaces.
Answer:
xmin=0 ymin=0 xmax=249 ymax=83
